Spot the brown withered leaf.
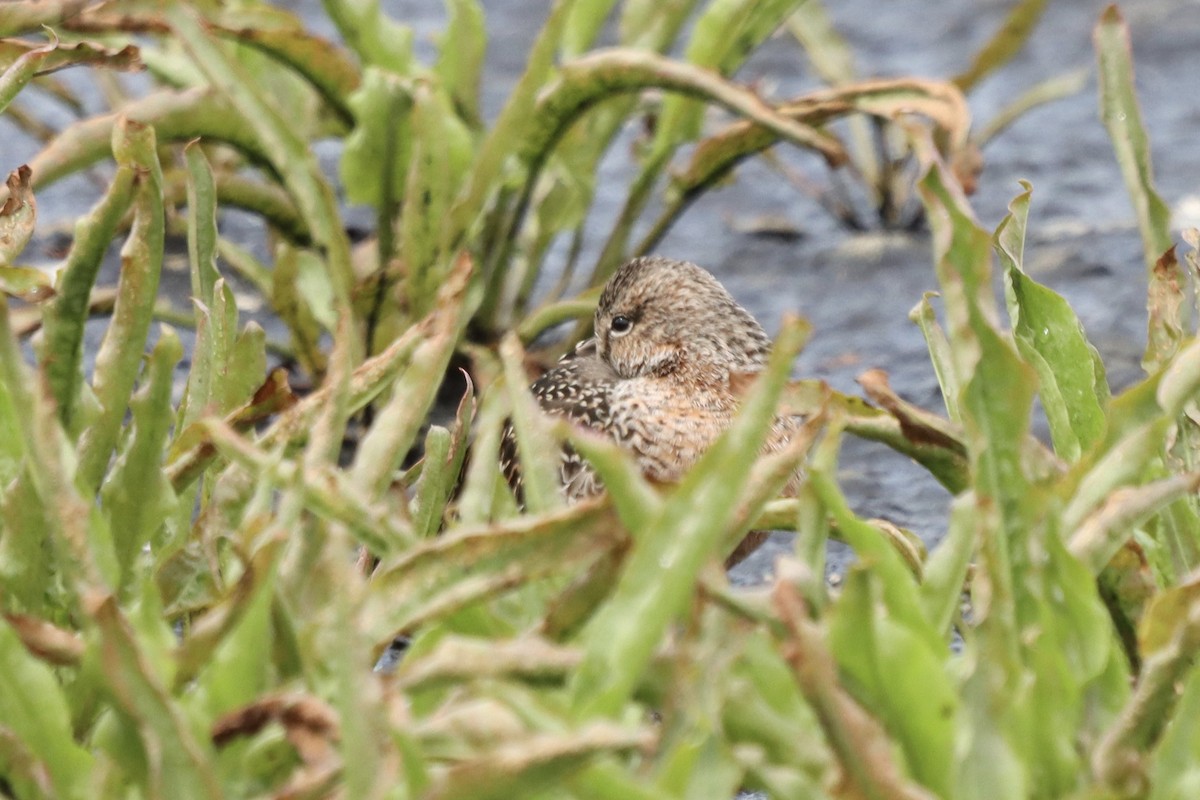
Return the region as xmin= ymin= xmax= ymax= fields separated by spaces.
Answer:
xmin=0 ymin=166 xmax=37 ymax=262
xmin=2 ymin=612 xmax=84 ymax=665
xmin=212 ymin=693 xmax=340 ymax=765
xmin=0 ymin=165 xmax=53 ymax=302
xmin=0 ymin=39 xmax=141 ymax=76
xmin=230 ymin=367 xmax=299 ymax=427
xmin=1138 ymin=569 xmax=1200 ymax=659
xmin=858 ymin=368 xmax=965 ymax=455
xmin=1145 ymin=245 xmax=1185 ymax=369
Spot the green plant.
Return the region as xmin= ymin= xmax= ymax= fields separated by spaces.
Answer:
xmin=5 ymin=0 xmax=986 ymax=367
xmin=0 ymin=2 xmax=1199 ymax=800
xmin=782 ymin=0 xmax=1087 ymax=232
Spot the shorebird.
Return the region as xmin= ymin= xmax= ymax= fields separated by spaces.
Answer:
xmin=501 ymin=256 xmax=800 ymax=566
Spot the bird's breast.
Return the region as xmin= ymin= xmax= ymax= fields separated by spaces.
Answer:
xmin=607 ymin=378 xmax=738 ymax=483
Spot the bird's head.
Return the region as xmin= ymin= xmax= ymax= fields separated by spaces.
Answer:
xmin=594 ymin=256 xmax=771 ymax=382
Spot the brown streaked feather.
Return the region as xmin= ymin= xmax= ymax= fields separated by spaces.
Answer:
xmin=499 ymin=256 xmax=802 ymax=567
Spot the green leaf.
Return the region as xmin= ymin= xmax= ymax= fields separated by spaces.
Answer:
xmin=569 ymin=317 xmax=808 ymax=719
xmin=184 ymin=537 xmax=284 ymax=709
xmin=0 ymin=38 xmax=139 ymax=115
xmin=365 ymin=502 xmax=618 ymax=652
xmin=952 ymin=0 xmax=1047 ymax=92
xmin=89 ymin=594 xmax=222 ymax=800
xmin=437 ymin=0 xmax=486 ymax=126
xmin=400 ymin=83 xmax=474 ymax=316
xmin=909 ymin=293 xmax=961 ymax=422
xmin=497 ymin=334 xmax=565 ymax=515
xmin=654 ymin=0 xmax=807 ymax=149
xmin=0 ymin=619 xmax=93 ymax=797
xmin=829 ymin=570 xmax=957 ymax=797
xmin=76 ymin=118 xmax=165 ymax=495
xmin=40 ymin=159 xmax=136 ymax=434
xmin=294 ymin=249 xmax=338 ymax=332
xmin=919 ymin=493 xmax=975 ymax=636
xmin=271 ymin=243 xmax=326 ymax=375
xmin=184 ymin=142 xmax=220 ymax=309
xmin=448 ymin=0 xmax=578 ymax=244
xmin=216 ymin=17 xmax=362 ymax=127
xmin=563 ymin=0 xmax=620 ymax=57
xmin=808 ymin=426 xmax=940 ymax=652
xmin=340 ymin=66 xmax=412 ymax=208
xmin=997 ymin=181 xmax=1108 ymax=461
xmin=351 ymin=252 xmax=477 ymax=507
xmin=0 ymin=265 xmax=53 ymax=302
xmin=1094 ymin=4 xmax=1172 ymax=264
xmin=1094 ymin=6 xmax=1175 ymax=333
xmin=321 ymin=0 xmax=414 ymax=73
xmin=169 ymin=6 xmax=356 ymax=312
xmin=1151 ymin=661 xmax=1200 ymax=800
xmin=101 ymin=328 xmax=182 ymax=590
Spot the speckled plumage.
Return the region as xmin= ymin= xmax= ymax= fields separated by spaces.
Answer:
xmin=502 ymin=256 xmax=801 ymax=564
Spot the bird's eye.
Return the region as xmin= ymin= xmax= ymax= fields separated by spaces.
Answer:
xmin=610 ymin=315 xmax=633 ymax=336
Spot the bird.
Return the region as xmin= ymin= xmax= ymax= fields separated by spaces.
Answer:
xmin=500 ymin=255 xmax=801 ymax=566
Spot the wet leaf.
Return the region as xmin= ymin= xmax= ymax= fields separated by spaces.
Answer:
xmin=997 ymin=181 xmax=1109 ymax=461
xmin=0 ymin=266 xmax=53 ymax=302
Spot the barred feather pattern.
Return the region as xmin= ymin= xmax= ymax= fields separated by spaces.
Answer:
xmin=500 ymin=256 xmax=803 ymax=565
xmin=500 ymin=338 xmax=614 ymax=502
